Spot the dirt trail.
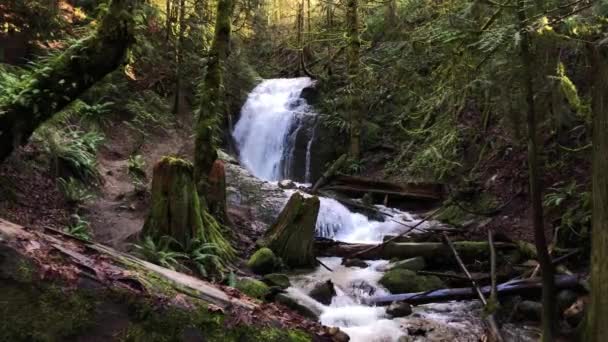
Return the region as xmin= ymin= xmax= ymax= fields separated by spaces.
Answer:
xmin=86 ymin=122 xmax=190 ymax=250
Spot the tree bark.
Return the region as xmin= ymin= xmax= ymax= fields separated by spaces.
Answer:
xmin=0 ymin=0 xmax=137 ymax=164
xmin=346 ymin=0 xmax=361 ymax=159
xmin=194 ymin=0 xmax=235 ymax=197
xmin=172 ymin=0 xmax=187 ymax=114
xmin=517 ymin=2 xmax=556 ymax=340
xmin=262 ymin=193 xmax=320 ymax=268
xmin=586 ymin=38 xmax=608 ymax=342
xmin=143 ymin=157 xmax=235 ymax=259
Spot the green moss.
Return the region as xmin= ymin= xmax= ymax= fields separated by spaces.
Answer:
xmin=379 ymin=269 xmax=445 ymax=293
xmin=0 ymin=281 xmax=96 ymax=341
xmin=235 ymin=277 xmax=270 ymax=299
xmin=247 ymin=247 xmax=278 ymax=275
xmin=262 ymin=273 xmax=291 ymax=289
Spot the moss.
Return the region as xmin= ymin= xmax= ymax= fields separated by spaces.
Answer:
xmin=235 ymin=277 xmax=270 ymax=299
xmin=379 ymin=269 xmax=445 ymax=294
xmin=262 ymin=273 xmax=291 ymax=289
xmin=247 ymin=247 xmax=278 ymax=275
xmin=0 ymin=281 xmax=96 ymax=341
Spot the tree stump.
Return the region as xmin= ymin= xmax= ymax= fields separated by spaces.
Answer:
xmin=142 ymin=157 xmax=204 ymax=247
xmin=262 ymin=192 xmax=319 ymax=268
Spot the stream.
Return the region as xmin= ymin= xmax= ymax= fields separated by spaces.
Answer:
xmin=232 ymin=78 xmax=535 ymax=341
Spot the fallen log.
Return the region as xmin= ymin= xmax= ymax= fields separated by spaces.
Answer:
xmin=311 ymin=154 xmax=348 ymax=194
xmin=368 ymin=274 xmax=586 ymax=306
xmin=0 ymin=219 xmax=327 ymax=341
xmin=315 ymin=239 xmax=515 ymax=264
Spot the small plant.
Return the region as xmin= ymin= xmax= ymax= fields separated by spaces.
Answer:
xmin=185 ymin=239 xmax=226 ymax=281
xmin=64 ymin=214 xmax=92 ymax=241
xmin=127 ymin=154 xmax=146 ymax=180
xmin=131 ymin=236 xmax=187 ymax=270
xmin=57 ymin=177 xmax=94 ymax=204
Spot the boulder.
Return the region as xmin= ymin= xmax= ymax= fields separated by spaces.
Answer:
xmin=516 ymin=300 xmax=542 ymax=321
xmin=342 ymin=258 xmax=368 ymax=268
xmin=278 ymin=179 xmax=296 ymax=189
xmin=389 ymin=257 xmax=426 ymax=272
xmin=386 ymin=302 xmax=413 ymax=317
xmin=275 ymin=294 xmax=319 ymax=320
xmin=235 ymin=277 xmax=270 ymax=299
xmin=379 ymin=269 xmax=444 ymax=294
xmin=262 ymin=273 xmax=291 ymax=289
xmin=557 ymin=289 xmax=578 ymax=313
xmin=247 ymin=247 xmax=278 ymax=275
xmin=309 ymin=280 xmax=336 ymax=305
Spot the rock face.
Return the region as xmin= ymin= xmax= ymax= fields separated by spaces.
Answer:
xmin=379 ymin=269 xmax=444 ymax=294
xmin=247 ymin=248 xmax=278 ymax=275
xmin=261 ymin=192 xmax=320 ymax=268
xmin=386 ymin=302 xmax=413 ymax=317
xmin=309 ymin=280 xmax=336 ymax=305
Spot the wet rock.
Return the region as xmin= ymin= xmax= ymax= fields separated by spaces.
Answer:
xmin=564 ymin=297 xmax=587 ymax=327
xmin=517 ymin=300 xmax=542 ymax=321
xmin=386 ymin=301 xmax=413 ymax=317
xmin=235 ymin=277 xmax=270 ymax=299
xmin=390 ymin=257 xmax=426 ymax=272
xmin=349 ymin=280 xmax=376 ymax=297
xmin=327 ymin=326 xmax=350 ymax=342
xmin=379 ymin=269 xmax=444 ymax=294
xmin=341 ymin=258 xmax=368 ymax=268
xmin=247 ymin=247 xmax=278 ymax=275
xmin=557 ymin=289 xmax=578 ymax=313
xmin=300 ymin=85 xmax=319 ymax=105
xmin=275 ymin=293 xmax=319 ymax=320
xmin=309 ymin=280 xmax=336 ymax=305
xmin=278 ymin=179 xmax=296 ymax=189
xmin=262 ymin=273 xmax=291 ymax=289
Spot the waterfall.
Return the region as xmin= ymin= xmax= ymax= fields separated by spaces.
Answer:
xmin=232 ymin=77 xmax=315 ymax=181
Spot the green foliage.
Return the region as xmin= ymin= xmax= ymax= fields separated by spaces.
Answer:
xmin=128 ymin=154 xmax=147 ymax=181
xmin=37 ymin=126 xmax=104 ymax=182
xmin=64 ymin=214 xmax=93 ymax=241
xmin=544 ymin=181 xmax=592 ymax=249
xmin=185 ymin=238 xmax=227 ymax=281
xmin=132 ymin=236 xmax=187 ymax=271
xmin=57 ymin=177 xmax=94 ymax=205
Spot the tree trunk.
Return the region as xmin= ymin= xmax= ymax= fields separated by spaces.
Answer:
xmin=586 ymin=39 xmax=608 ymax=342
xmin=207 ymin=159 xmax=229 ymax=224
xmin=346 ymin=0 xmax=361 ymax=160
xmin=172 ymin=0 xmax=187 ymax=114
xmin=517 ymin=2 xmax=556 ymax=340
xmin=143 ymin=157 xmax=235 ymax=259
xmin=0 ymin=0 xmax=136 ymax=164
xmin=194 ymin=0 xmax=235 ymax=198
xmin=262 ymin=193 xmax=320 ymax=268
xmin=0 ymin=219 xmax=321 ymax=341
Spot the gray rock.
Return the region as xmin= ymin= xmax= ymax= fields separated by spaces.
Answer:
xmin=342 ymin=258 xmax=368 ymax=268
xmin=557 ymin=289 xmax=578 ymax=313
xmin=309 ymin=280 xmax=336 ymax=305
xmin=278 ymin=179 xmax=296 ymax=189
xmin=387 ymin=302 xmax=413 ymax=317
xmin=517 ymin=300 xmax=542 ymax=321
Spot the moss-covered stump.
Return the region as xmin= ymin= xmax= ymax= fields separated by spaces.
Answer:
xmin=142 ymin=156 xmax=235 ymax=259
xmin=262 ymin=193 xmax=320 ymax=268
xmin=0 ymin=218 xmax=320 ymax=341
xmin=236 ymin=277 xmax=271 ymax=299
xmin=247 ymin=247 xmax=279 ymax=275
xmin=379 ymin=269 xmax=445 ymax=294
xmin=142 ymin=157 xmax=204 ymax=247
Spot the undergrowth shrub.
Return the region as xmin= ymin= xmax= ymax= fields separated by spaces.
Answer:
xmin=64 ymin=214 xmax=92 ymax=241
xmin=57 ymin=177 xmax=94 ymax=205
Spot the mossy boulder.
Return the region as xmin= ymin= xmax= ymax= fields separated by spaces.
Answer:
xmin=309 ymin=280 xmax=336 ymax=305
xmin=262 ymin=274 xmax=291 ymax=289
xmin=379 ymin=269 xmax=444 ymax=294
xmin=247 ymin=248 xmax=278 ymax=275
xmin=275 ymin=294 xmax=319 ymax=320
xmin=389 ymin=257 xmax=426 ymax=272
xmin=235 ymin=277 xmax=270 ymax=299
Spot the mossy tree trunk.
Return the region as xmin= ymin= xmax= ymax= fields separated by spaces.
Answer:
xmin=346 ymin=0 xmax=361 ymax=160
xmin=517 ymin=2 xmax=556 ymax=340
xmin=0 ymin=0 xmax=137 ymax=164
xmin=143 ymin=157 xmax=235 ymax=259
xmin=194 ymin=0 xmax=235 ymax=194
xmin=587 ymin=39 xmax=608 ymax=342
xmin=262 ymin=192 xmax=320 ymax=268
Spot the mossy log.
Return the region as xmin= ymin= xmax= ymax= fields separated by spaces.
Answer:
xmin=262 ymin=193 xmax=320 ymax=268
xmin=0 ymin=0 xmax=137 ymax=163
xmin=0 ymin=219 xmax=322 ymax=341
xmin=315 ymin=240 xmax=516 ymax=265
xmin=142 ymin=157 xmax=234 ymax=259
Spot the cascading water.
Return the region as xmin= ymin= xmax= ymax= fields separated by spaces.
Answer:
xmin=233 ymin=78 xmax=506 ymax=341
xmin=233 ymin=77 xmax=315 ymax=181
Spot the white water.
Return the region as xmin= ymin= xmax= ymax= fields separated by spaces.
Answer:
xmin=233 ymin=78 xmax=489 ymax=341
xmin=233 ymin=77 xmax=315 ymax=181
